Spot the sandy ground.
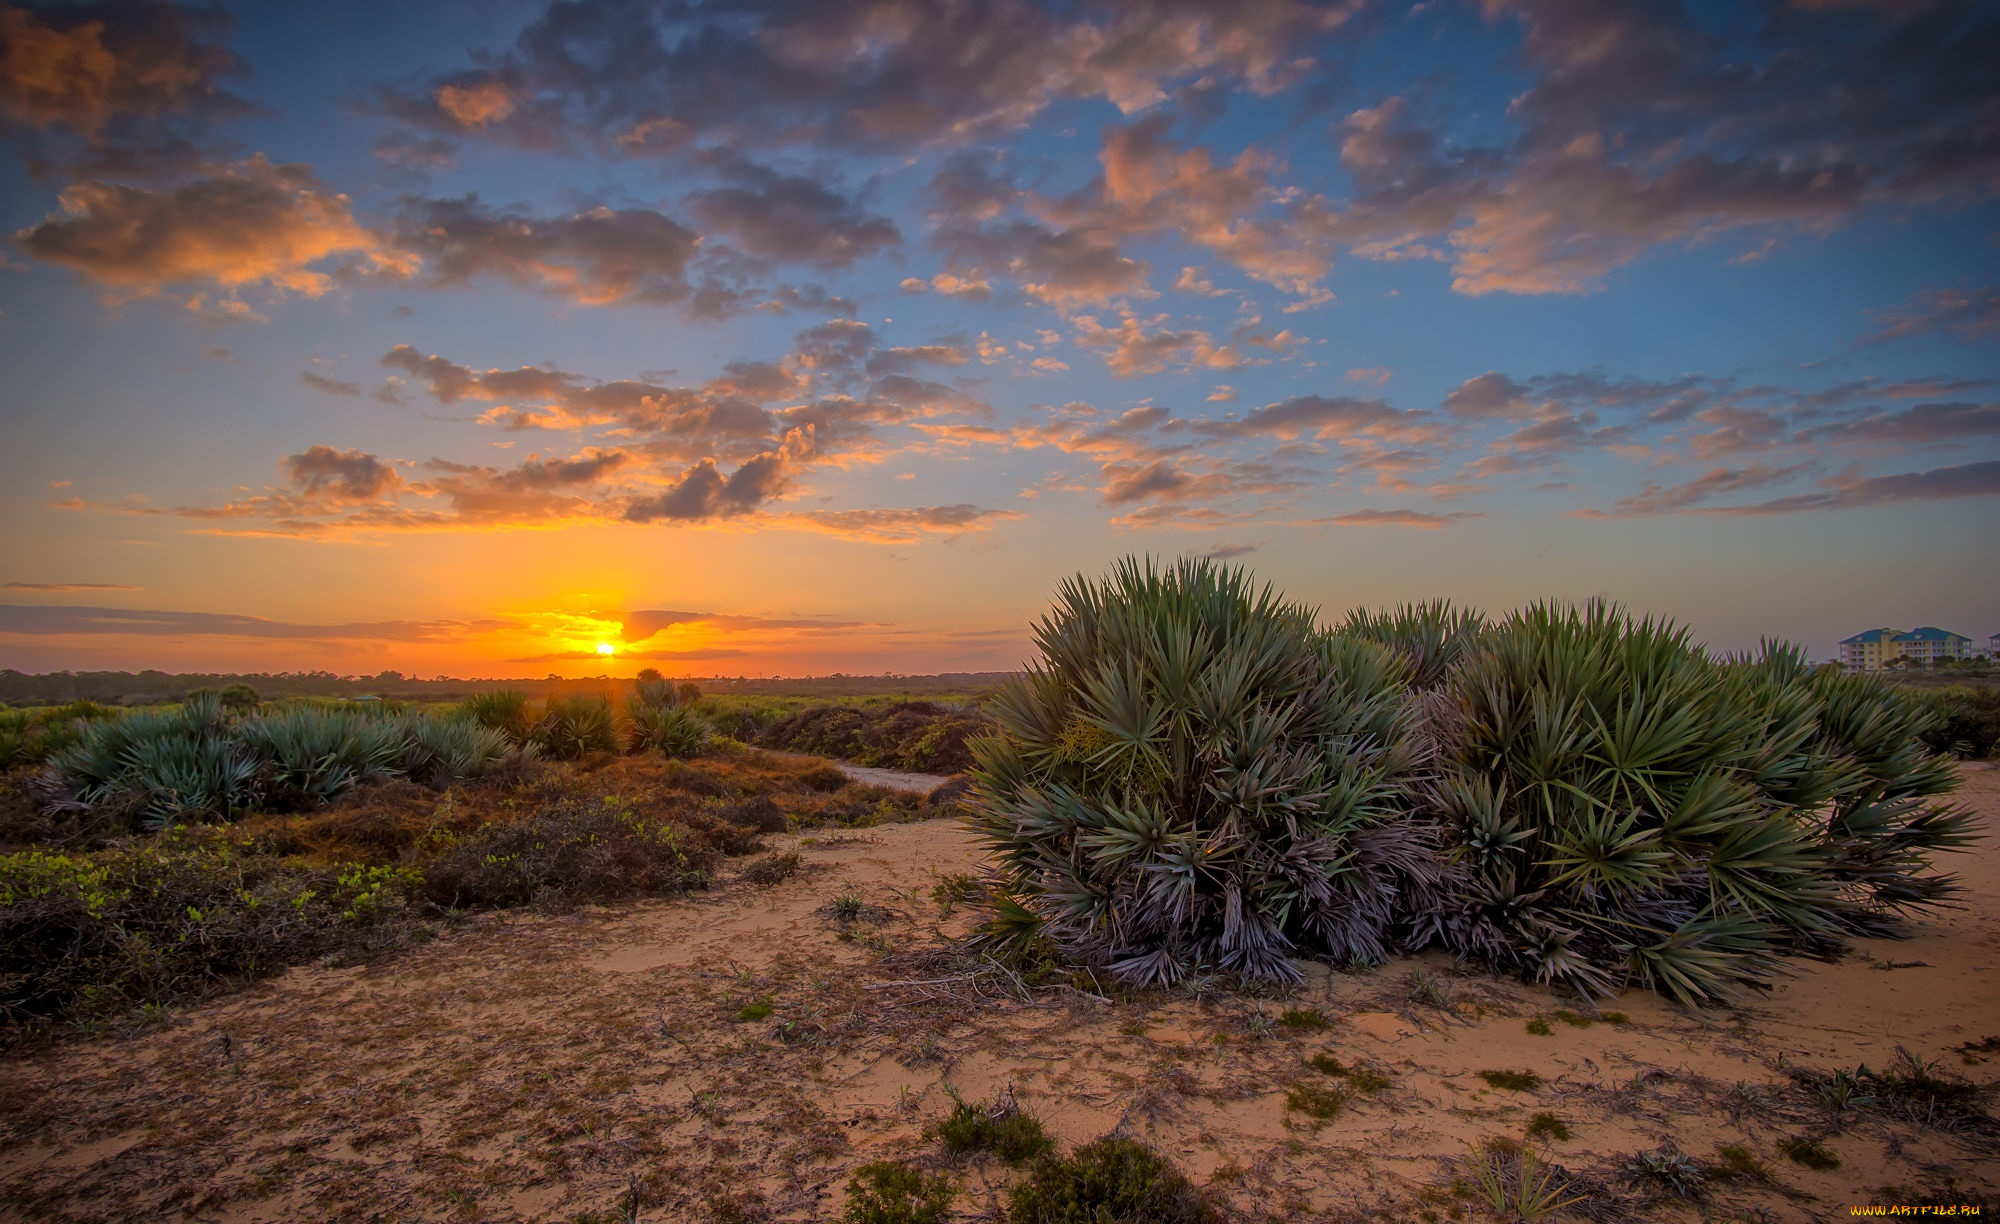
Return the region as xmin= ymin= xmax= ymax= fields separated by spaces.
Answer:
xmin=1 ymin=768 xmax=1995 ymax=1223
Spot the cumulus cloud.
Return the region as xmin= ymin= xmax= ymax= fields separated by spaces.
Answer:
xmin=685 ymin=159 xmax=900 ymax=268
xmin=15 ymin=156 xmax=402 ymax=299
xmin=387 ymin=194 xmax=720 ymax=311
xmin=1072 ymin=312 xmax=1242 ymax=377
xmin=623 ymin=453 xmax=791 ymax=522
xmin=375 ymin=0 xmax=1354 ymax=154
xmin=286 ymin=445 xmax=404 ymax=503
xmin=0 ymin=0 xmax=246 ymax=175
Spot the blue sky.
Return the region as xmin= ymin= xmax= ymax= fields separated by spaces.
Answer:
xmin=0 ymin=0 xmax=1995 ymax=677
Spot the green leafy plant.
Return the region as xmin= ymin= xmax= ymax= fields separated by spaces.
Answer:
xmin=840 ymin=1160 xmax=958 ymax=1224
xmin=1478 ymin=1069 xmax=1543 ymax=1092
xmin=1279 ymin=1006 xmax=1331 ymax=1031
xmin=461 ymin=689 xmax=535 ymax=745
xmin=967 ymin=556 xmax=1427 ymax=986
xmin=1622 ymin=1146 xmax=1705 ymax=1200
xmin=629 ymin=704 xmax=710 ymax=758
xmin=1425 ymin=621 xmax=1972 ymax=1006
xmin=1524 ymin=1112 xmax=1570 ymax=1142
xmin=532 ymin=694 xmax=621 ymax=760
xmin=1005 ymin=1137 xmax=1218 ymax=1224
xmin=1465 ymin=1141 xmax=1587 ymax=1221
xmin=928 ymin=1093 xmax=1054 ymax=1165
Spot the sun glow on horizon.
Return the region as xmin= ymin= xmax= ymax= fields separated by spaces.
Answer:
xmin=595 ymin=642 xmax=615 ymax=655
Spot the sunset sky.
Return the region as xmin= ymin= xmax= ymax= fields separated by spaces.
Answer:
xmin=1 ymin=0 xmax=1996 ymax=679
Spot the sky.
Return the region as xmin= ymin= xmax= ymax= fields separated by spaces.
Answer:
xmin=0 ymin=0 xmax=1996 ymax=679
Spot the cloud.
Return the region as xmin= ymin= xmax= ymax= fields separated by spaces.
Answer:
xmin=1 ymin=581 xmax=140 ymax=592
xmin=375 ymin=0 xmax=1353 ymax=154
xmin=1869 ymin=285 xmax=2000 ymax=343
xmin=0 ymin=0 xmax=246 ymax=176
xmin=685 ymin=159 xmax=900 ymax=268
xmin=622 ymin=453 xmax=791 ymax=522
xmin=1807 ymin=400 xmax=2000 ymax=446
xmin=15 ymin=156 xmax=402 ymax=299
xmin=286 ymin=445 xmax=403 ymax=503
xmin=1317 ymin=508 xmax=1482 ymax=528
xmin=1193 ymin=394 xmax=1437 ymax=447
xmin=1072 ymin=312 xmax=1242 ymax=377
xmin=1586 ymin=462 xmax=1817 ymax=517
xmin=787 ymin=504 xmax=1022 ymax=543
xmin=1684 ymin=459 xmax=2000 ymax=515
xmin=0 ymin=603 xmax=497 ymax=640
xmin=618 ymin=608 xmax=866 ymax=643
xmin=301 ymin=371 xmax=360 ymax=396
xmin=1301 ymin=4 xmax=2000 ymax=296
xmin=387 ymin=194 xmax=722 ymax=312
xmin=1346 ymin=367 xmax=1392 ymax=386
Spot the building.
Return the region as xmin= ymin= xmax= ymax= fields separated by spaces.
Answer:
xmin=1892 ymin=627 xmax=1975 ymax=666
xmin=1839 ymin=627 xmax=1903 ymax=670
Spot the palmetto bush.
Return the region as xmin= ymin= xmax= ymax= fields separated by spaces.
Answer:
xmin=48 ymin=699 xmax=521 ymax=829
xmin=530 ymin=694 xmax=621 ymax=760
xmin=396 ymin=714 xmax=515 ymax=788
xmin=970 ymin=560 xmax=1970 ymax=1003
xmin=1418 ymin=607 xmax=1973 ymax=1005
xmin=967 ymin=557 xmax=1436 ymax=986
xmin=461 ymin=689 xmax=535 ymax=745
xmin=630 ymin=704 xmax=710 ymax=758
xmin=238 ymin=706 xmax=405 ymax=809
xmin=48 ymin=694 xmax=262 ymax=830
xmin=628 ymin=670 xmax=710 ymax=757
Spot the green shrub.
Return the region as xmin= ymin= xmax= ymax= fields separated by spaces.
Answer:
xmin=217 ymin=683 xmax=261 ymax=712
xmin=841 ymin=1161 xmax=957 ymax=1224
xmin=239 ymin=707 xmax=403 ymax=808
xmin=967 ymin=557 xmax=1426 ymax=986
xmin=48 ymin=695 xmax=261 ymax=830
xmin=0 ymin=832 xmax=383 ymax=1030
xmin=630 ymin=704 xmax=710 ymax=758
xmin=929 ymin=1096 xmax=1055 ymax=1165
xmin=1914 ymin=686 xmax=2000 ymax=759
xmin=1005 ymin=1137 xmax=1217 ymax=1224
xmin=461 ymin=689 xmax=535 ymax=745
xmin=418 ymin=794 xmax=711 ymax=909
xmin=396 ymin=714 xmax=514 ymax=788
xmin=1423 ymin=618 xmax=1972 ymax=1005
xmin=532 ymin=695 xmax=621 ymax=759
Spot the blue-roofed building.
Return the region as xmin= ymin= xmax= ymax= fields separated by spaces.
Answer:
xmin=1889 ymin=627 xmax=1974 ymax=666
xmin=1838 ymin=627 xmax=1903 ymax=670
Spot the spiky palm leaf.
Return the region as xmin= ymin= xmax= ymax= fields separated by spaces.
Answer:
xmin=966 ymin=556 xmax=1429 ymax=986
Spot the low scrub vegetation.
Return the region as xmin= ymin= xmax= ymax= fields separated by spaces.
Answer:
xmin=754 ymin=699 xmax=989 ymax=774
xmin=0 ymin=746 xmax=924 ymax=1042
xmin=1005 ymin=1136 xmax=1218 ymax=1224
xmin=968 ymin=556 xmax=1974 ymax=1005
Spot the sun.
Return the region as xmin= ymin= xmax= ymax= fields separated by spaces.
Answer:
xmin=595 ymin=642 xmax=616 ymax=656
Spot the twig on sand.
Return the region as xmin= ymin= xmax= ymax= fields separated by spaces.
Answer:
xmin=862 ymin=954 xmax=1113 ymax=1006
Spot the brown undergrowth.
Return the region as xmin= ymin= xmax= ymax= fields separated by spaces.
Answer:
xmin=0 ymin=747 xmax=927 ymax=1044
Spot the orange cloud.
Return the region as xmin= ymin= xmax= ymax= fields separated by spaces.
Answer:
xmin=16 ymin=156 xmax=401 ymax=299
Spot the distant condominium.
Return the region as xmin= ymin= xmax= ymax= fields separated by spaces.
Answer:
xmin=1837 ymin=626 xmax=1990 ymax=669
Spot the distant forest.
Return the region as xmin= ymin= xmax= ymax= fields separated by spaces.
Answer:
xmin=0 ymin=669 xmax=1021 ymax=706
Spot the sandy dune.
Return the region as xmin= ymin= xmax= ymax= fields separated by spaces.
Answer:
xmin=2 ymin=768 xmax=1995 ymax=1222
